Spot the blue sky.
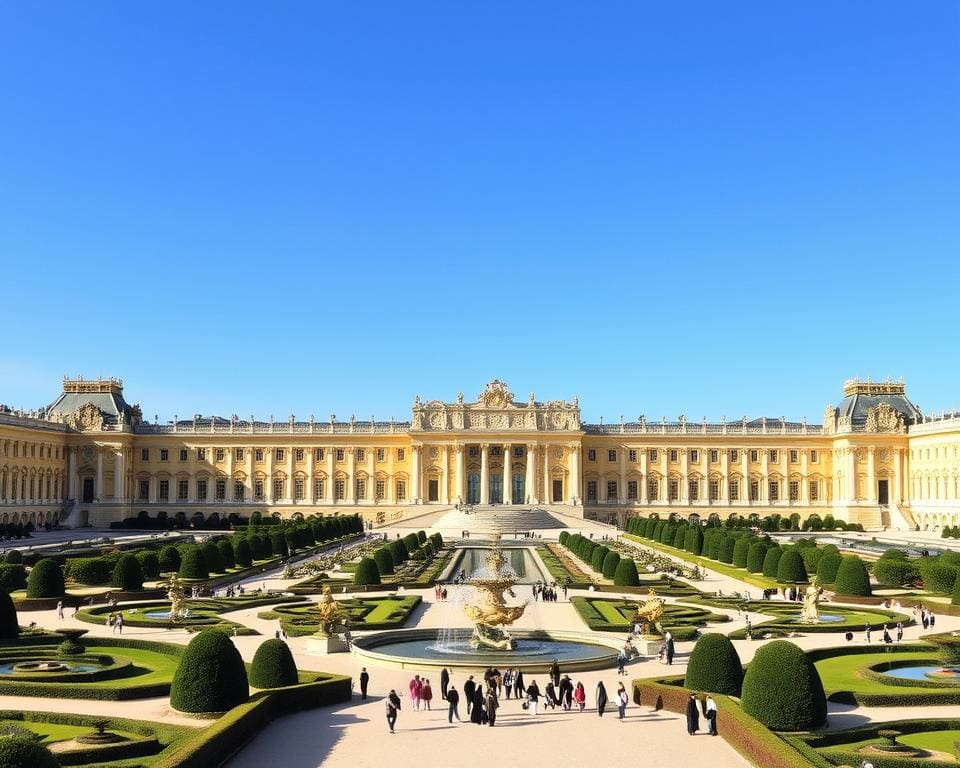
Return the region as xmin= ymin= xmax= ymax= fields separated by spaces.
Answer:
xmin=1 ymin=3 xmax=957 ymax=424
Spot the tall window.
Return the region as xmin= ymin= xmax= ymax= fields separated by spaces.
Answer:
xmin=648 ymin=449 xmax=658 ymax=462
xmin=647 ymin=479 xmax=659 ymax=501
xmin=138 ymin=480 xmax=149 ymax=500
xmin=608 ymin=450 xmax=617 ymax=462
xmin=586 ymin=480 xmax=598 ymax=502
xmin=295 ymin=448 xmax=304 ymax=462
xmin=690 ymin=450 xmax=699 ymax=463
xmin=709 ymin=480 xmax=719 ymax=501
xmin=587 ymin=450 xmax=596 ymax=462
xmin=356 ymin=478 xmax=366 ymax=500
xmin=628 ymin=449 xmax=637 ymax=462
xmin=710 ymin=450 xmax=718 ymax=463
xmin=729 ymin=478 xmax=739 ymax=501
xmin=607 ymin=480 xmax=618 ymax=500
xmin=179 ymin=449 xmax=188 ymax=462
xmin=254 ymin=479 xmax=264 ymax=499
xmin=749 ymin=449 xmax=758 ymax=463
xmin=273 ymin=478 xmax=284 ymax=499
xmin=789 ymin=449 xmax=798 ymax=463
xmin=377 ymin=448 xmax=385 ymax=463
xmin=160 ymin=449 xmax=169 ymax=462
xmin=198 ymin=448 xmax=207 ymax=460
xmin=514 ymin=446 xmax=524 ymax=457
xmin=668 ymin=480 xmax=679 ymax=501
xmin=730 ymin=449 xmax=739 ymax=462
xmin=216 ymin=479 xmax=226 ymax=500
xmin=275 ymin=448 xmax=285 ymax=462
xmin=397 ymin=448 xmax=405 ymax=461
xmin=197 ymin=479 xmax=208 ymax=500
xmin=255 ymin=448 xmax=264 ymax=462
xmin=357 ymin=448 xmax=365 ymax=462
xmin=294 ymin=478 xmax=305 ymax=500
xmin=749 ymin=480 xmax=759 ymax=501
xmin=235 ymin=448 xmax=244 ymax=461
xmin=335 ymin=479 xmax=346 ymax=500
xmin=315 ymin=448 xmax=325 ymax=461
xmin=769 ymin=481 xmax=779 ymax=501
xmin=789 ymin=480 xmax=799 ymax=502
xmin=627 ymin=480 xmax=638 ymax=500
xmin=336 ymin=449 xmax=345 ymax=462
xmin=314 ymin=478 xmax=325 ymax=500
xmin=809 ymin=480 xmax=819 ymax=501
xmin=769 ymin=449 xmax=779 ymax=463
xmin=810 ymin=450 xmax=819 ymax=463
xmin=395 ymin=480 xmax=406 ymax=501
xmin=376 ymin=479 xmax=386 ymax=500
xmin=688 ymin=479 xmax=699 ymax=501
xmin=159 ymin=480 xmax=169 ymax=500
xmin=669 ymin=449 xmax=678 ymax=463
xmin=177 ymin=480 xmax=188 ymax=500
xmin=215 ymin=448 xmax=225 ymax=462
xmin=234 ymin=481 xmax=245 ymax=500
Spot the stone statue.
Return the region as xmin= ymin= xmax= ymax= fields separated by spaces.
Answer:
xmin=166 ymin=575 xmax=188 ymax=622
xmin=462 ymin=533 xmax=526 ymax=650
xmin=800 ymin=576 xmax=820 ymax=624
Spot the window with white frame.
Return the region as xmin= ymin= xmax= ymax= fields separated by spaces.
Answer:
xmin=377 ymin=448 xmax=385 ymax=463
xmin=395 ymin=480 xmax=406 ymax=501
xmin=628 ymin=449 xmax=637 ymax=462
xmin=179 ymin=449 xmax=188 ymax=462
xmin=177 ymin=480 xmax=188 ymax=500
xmin=669 ymin=479 xmax=679 ymax=501
xmin=810 ymin=450 xmax=819 ymax=463
xmin=255 ymin=449 xmax=264 ymax=462
xmin=749 ymin=480 xmax=759 ymax=501
xmin=587 ymin=449 xmax=596 ymax=461
xmin=275 ymin=448 xmax=285 ymax=462
xmin=159 ymin=480 xmax=169 ymax=500
xmin=769 ymin=449 xmax=779 ymax=463
xmin=356 ymin=448 xmax=365 ymax=462
xmin=254 ymin=479 xmax=264 ymax=499
xmin=334 ymin=479 xmax=345 ymax=500
xmin=689 ymin=479 xmax=699 ymax=501
xmin=215 ymin=448 xmax=225 ymax=462
xmin=216 ymin=479 xmax=226 ymax=500
xmin=608 ymin=450 xmax=617 ymax=462
xmin=648 ymin=479 xmax=659 ymax=500
xmin=294 ymin=478 xmax=304 ymax=500
xmin=336 ymin=448 xmax=345 ymax=462
xmin=315 ymin=448 xmax=325 ymax=461
xmin=749 ymin=449 xmax=759 ymax=463
xmin=314 ymin=478 xmax=325 ymax=499
xmin=690 ymin=449 xmax=699 ymax=463
xmin=141 ymin=448 xmax=149 ymax=461
xmin=606 ymin=480 xmax=618 ymax=499
xmin=789 ymin=480 xmax=799 ymax=501
xmin=376 ymin=479 xmax=386 ymax=500
xmin=769 ymin=480 xmax=779 ymax=501
xmin=273 ymin=478 xmax=284 ymax=499
xmin=649 ymin=449 xmax=658 ymax=462
xmin=234 ymin=481 xmax=245 ymax=500
xmin=356 ymin=478 xmax=366 ymax=500
xmin=730 ymin=449 xmax=739 ymax=462
xmin=790 ymin=449 xmax=798 ymax=463
xmin=160 ymin=449 xmax=169 ymax=462
xmin=729 ymin=478 xmax=739 ymax=501
xmin=709 ymin=480 xmax=719 ymax=501
xmin=669 ymin=449 xmax=678 ymax=463
xmin=397 ymin=448 xmax=405 ymax=461
xmin=138 ymin=480 xmax=149 ymax=500
xmin=809 ymin=480 xmax=819 ymax=501
xmin=710 ymin=449 xmax=718 ymax=463
xmin=295 ymin=448 xmax=304 ymax=462
xmin=235 ymin=448 xmax=243 ymax=461
xmin=627 ymin=480 xmax=638 ymax=500
xmin=197 ymin=479 xmax=208 ymax=500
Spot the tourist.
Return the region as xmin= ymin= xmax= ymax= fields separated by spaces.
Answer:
xmin=485 ymin=685 xmax=498 ymax=726
xmin=422 ymin=679 xmax=433 ymax=710
xmin=617 ymin=646 xmax=627 ymax=675
xmin=665 ymin=632 xmax=675 ymax=665
xmin=558 ymin=674 xmax=573 ymax=710
xmin=359 ymin=667 xmax=370 ymax=700
xmin=705 ymin=695 xmax=718 ymax=735
xmin=685 ymin=693 xmax=700 ymax=735
xmin=502 ymin=667 xmax=513 ymax=699
xmin=544 ymin=679 xmax=557 ymax=709
xmin=115 ymin=614 xmax=124 ymax=634
xmin=56 ymin=600 xmax=63 ymax=619
xmin=447 ymin=684 xmax=461 ymax=723
xmin=440 ymin=667 xmax=450 ymax=700
xmin=386 ymin=689 xmax=401 ymax=733
xmin=513 ymin=668 xmax=525 ymax=699
xmin=616 ymin=682 xmax=628 ymax=721
xmin=574 ymin=681 xmax=586 ymax=712
xmin=865 ymin=624 xmax=872 ymax=643
xmin=409 ymin=674 xmax=423 ymax=710
xmin=550 ymin=659 xmax=561 ymax=688
xmin=883 ymin=625 xmax=892 ymax=644
xmin=526 ymin=679 xmax=541 ymax=715
xmin=930 ymin=611 xmax=936 ymax=628
xmin=471 ymin=686 xmax=485 ymax=724
xmin=596 ymin=680 xmax=608 ymax=716
xmin=464 ymin=675 xmax=476 ymax=715
xmin=896 ymin=622 xmax=904 ymax=642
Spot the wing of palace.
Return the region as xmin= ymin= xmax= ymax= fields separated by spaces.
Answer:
xmin=1 ymin=377 xmax=958 ymax=532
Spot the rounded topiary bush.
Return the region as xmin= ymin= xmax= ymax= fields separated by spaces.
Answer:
xmin=776 ymin=549 xmax=808 ymax=584
xmin=170 ymin=630 xmax=249 ymax=713
xmin=875 ymin=557 xmax=919 ymax=588
xmin=5 ymin=550 xmax=22 ymax=564
xmin=111 ymin=554 xmax=144 ymax=591
xmin=741 ymin=640 xmax=826 ymax=730
xmin=762 ymin=546 xmax=783 ymax=578
xmin=27 ymin=558 xmax=64 ymax=598
xmin=159 ymin=545 xmax=181 ymax=573
xmin=373 ymin=547 xmax=394 ymax=576
xmin=601 ymin=551 xmax=621 ymax=579
xmin=232 ymin=538 xmax=253 ymax=568
xmin=0 ymin=564 xmax=27 ymax=592
xmin=0 ymin=737 xmax=61 ymax=768
xmin=920 ymin=562 xmax=960 ymax=595
xmin=833 ymin=555 xmax=872 ymax=596
xmin=202 ymin=542 xmax=225 ymax=574
xmin=249 ymin=638 xmax=299 ymax=688
xmin=178 ymin=547 xmax=208 ymax=580
xmin=613 ymin=558 xmax=639 ymax=587
xmin=354 ymin=557 xmax=380 ymax=586
xmin=217 ymin=539 xmax=236 ymax=570
xmin=718 ymin=536 xmax=736 ymax=564
xmin=746 ymin=542 xmax=767 ymax=573
xmin=684 ymin=633 xmax=743 ymax=696
xmin=732 ymin=537 xmax=752 ymax=569
xmin=0 ymin=589 xmax=18 ymax=640
xmin=815 ymin=552 xmax=842 ymax=584
xmin=590 ymin=546 xmax=610 ymax=573
xmin=136 ymin=550 xmax=161 ymax=579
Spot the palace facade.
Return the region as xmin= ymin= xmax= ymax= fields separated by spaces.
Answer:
xmin=1 ymin=377 xmax=959 ymax=532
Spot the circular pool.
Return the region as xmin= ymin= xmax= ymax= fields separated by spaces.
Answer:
xmin=0 ymin=660 xmax=99 ymax=675
xmin=351 ymin=629 xmax=622 ymax=671
xmin=783 ymin=613 xmax=846 ymax=624
xmin=879 ymin=665 xmax=960 ymax=683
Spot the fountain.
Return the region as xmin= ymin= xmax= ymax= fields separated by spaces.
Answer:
xmin=305 ymin=585 xmax=350 ymax=654
xmin=881 ymin=632 xmax=960 ymax=683
xmin=461 ymin=533 xmax=527 ymax=651
xmin=629 ymin=590 xmax=667 ymax=655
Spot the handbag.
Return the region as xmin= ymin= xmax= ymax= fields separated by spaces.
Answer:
xmin=521 ymin=701 xmax=529 ymax=710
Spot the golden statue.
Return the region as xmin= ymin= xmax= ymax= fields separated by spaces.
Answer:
xmin=462 ymin=533 xmax=527 ymax=650
xmin=631 ymin=588 xmax=666 ymax=637
xmin=313 ymin=585 xmax=345 ymax=637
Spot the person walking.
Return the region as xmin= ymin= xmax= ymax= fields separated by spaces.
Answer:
xmin=513 ymin=668 xmax=525 ymax=699
xmin=616 ymin=682 xmax=628 ymax=721
xmin=359 ymin=667 xmax=370 ymax=700
xmin=440 ymin=667 xmax=450 ymax=700
xmin=617 ymin=646 xmax=627 ymax=676
xmin=544 ymin=680 xmax=557 ymax=709
xmin=558 ymin=674 xmax=572 ymax=710
xmin=574 ymin=681 xmax=586 ymax=712
xmin=56 ymin=600 xmax=64 ymax=619
xmin=502 ymin=668 xmax=513 ymax=699
xmin=550 ymin=659 xmax=561 ymax=689
xmin=705 ymin=695 xmax=718 ymax=735
xmin=665 ymin=632 xmax=675 ymax=665
xmin=386 ymin=689 xmax=401 ymax=733
xmin=596 ymin=680 xmax=608 ymax=717
xmin=485 ymin=685 xmax=498 ymax=727
xmin=464 ymin=675 xmax=476 ymax=716
xmin=685 ymin=693 xmax=700 ymax=734
xmin=447 ymin=686 xmax=461 ymax=723
xmin=865 ymin=623 xmax=872 ymax=643
xmin=422 ymin=679 xmax=433 ymax=710
xmin=896 ymin=622 xmax=904 ymax=642
xmin=116 ymin=614 xmax=124 ymax=634
xmin=409 ymin=675 xmax=423 ymax=710
xmin=526 ymin=679 xmax=541 ymax=715
xmin=471 ymin=687 xmax=485 ymax=725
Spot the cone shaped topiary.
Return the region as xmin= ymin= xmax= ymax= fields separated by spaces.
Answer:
xmin=202 ymin=542 xmax=225 ymax=574
xmin=159 ymin=545 xmax=181 ymax=573
xmin=0 ymin=589 xmax=18 ymax=640
xmin=833 ymin=555 xmax=872 ymax=596
xmin=111 ymin=554 xmax=144 ymax=591
xmin=719 ymin=536 xmax=736 ymax=564
xmin=601 ymin=551 xmax=621 ymax=579
xmin=776 ymin=549 xmax=808 ymax=583
xmin=232 ymin=538 xmax=253 ymax=568
xmin=137 ymin=550 xmax=160 ymax=579
xmin=27 ymin=558 xmax=64 ymax=598
xmin=684 ymin=633 xmax=743 ymax=696
xmin=741 ymin=640 xmax=826 ymax=730
xmin=762 ymin=547 xmax=783 ymax=578
xmin=0 ymin=737 xmax=61 ymax=768
xmin=613 ymin=558 xmax=639 ymax=586
xmin=354 ymin=557 xmax=381 ymax=586
xmin=732 ymin=537 xmax=752 ymax=568
xmin=178 ymin=547 xmax=208 ymax=580
xmin=249 ymin=638 xmax=299 ymax=688
xmin=170 ymin=630 xmax=249 ymax=713
xmin=746 ymin=542 xmax=767 ymax=573
xmin=373 ymin=547 xmax=394 ymax=576
xmin=591 ymin=546 xmax=609 ymax=573
xmin=815 ymin=552 xmax=842 ymax=584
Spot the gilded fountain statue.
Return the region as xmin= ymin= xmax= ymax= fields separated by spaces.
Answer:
xmin=462 ymin=533 xmax=527 ymax=650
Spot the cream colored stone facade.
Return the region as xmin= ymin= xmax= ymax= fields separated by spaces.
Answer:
xmin=1 ymin=377 xmax=958 ymax=531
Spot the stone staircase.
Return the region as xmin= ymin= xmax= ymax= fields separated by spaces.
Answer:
xmin=432 ymin=505 xmax=570 ymax=535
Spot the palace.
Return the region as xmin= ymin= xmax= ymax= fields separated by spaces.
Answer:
xmin=1 ymin=377 xmax=959 ymax=533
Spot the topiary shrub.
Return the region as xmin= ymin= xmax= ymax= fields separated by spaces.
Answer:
xmin=170 ymin=630 xmax=249 ymax=713
xmin=745 ymin=542 xmax=766 ymax=573
xmin=833 ymin=555 xmax=872 ymax=596
xmin=874 ymin=557 xmax=919 ymax=588
xmin=27 ymin=558 xmax=64 ymax=598
xmin=762 ymin=546 xmax=783 ymax=578
xmin=920 ymin=562 xmax=960 ymax=595
xmin=741 ymin=640 xmax=827 ymax=731
xmin=217 ymin=539 xmax=236 ymax=570
xmin=159 ymin=545 xmax=181 ymax=573
xmin=684 ymin=633 xmax=743 ymax=695
xmin=0 ymin=737 xmax=61 ymax=768
xmin=354 ymin=557 xmax=380 ymax=586
xmin=111 ymin=554 xmax=144 ymax=591
xmin=5 ymin=550 xmax=22 ymax=564
xmin=178 ymin=547 xmax=208 ymax=580
xmin=232 ymin=538 xmax=253 ymax=568
xmin=601 ymin=551 xmax=621 ymax=579
xmin=429 ymin=532 xmax=443 ymax=551
xmin=0 ymin=564 xmax=27 ymax=592
xmin=389 ymin=539 xmax=408 ymax=564
xmin=403 ymin=533 xmax=420 ymax=555
xmin=732 ymin=537 xmax=752 ymax=568
xmin=0 ymin=589 xmax=18 ymax=640
xmin=136 ymin=550 xmax=161 ymax=579
xmin=590 ymin=546 xmax=610 ymax=573
xmin=776 ymin=549 xmax=808 ymax=583
xmin=249 ymin=638 xmax=299 ymax=688
xmin=613 ymin=558 xmax=639 ymax=587
xmin=815 ymin=552 xmax=842 ymax=584
xmin=373 ymin=548 xmax=394 ymax=576
xmin=64 ymin=557 xmax=115 ymax=585
xmin=202 ymin=542 xmax=225 ymax=574
xmin=718 ymin=536 xmax=736 ymax=564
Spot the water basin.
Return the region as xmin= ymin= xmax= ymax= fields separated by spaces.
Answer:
xmin=879 ymin=665 xmax=960 ymax=683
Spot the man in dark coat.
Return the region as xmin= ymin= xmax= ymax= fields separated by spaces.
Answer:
xmin=446 ymin=685 xmax=461 ymax=723
xmin=550 ymin=660 xmax=561 ymax=688
xmin=386 ymin=689 xmax=401 ymax=733
xmin=359 ymin=667 xmax=370 ymax=700
xmin=686 ymin=693 xmax=700 ymax=734
xmin=440 ymin=667 xmax=450 ymax=700
xmin=665 ymin=634 xmax=675 ymax=665
xmin=471 ymin=687 xmax=485 ymax=724
xmin=464 ymin=675 xmax=476 ymax=715
xmin=596 ymin=681 xmax=608 ymax=716
xmin=485 ymin=685 xmax=498 ymax=726
xmin=558 ymin=675 xmax=573 ymax=710
xmin=514 ymin=669 xmax=525 ymax=699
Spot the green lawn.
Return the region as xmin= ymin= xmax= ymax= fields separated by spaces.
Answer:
xmin=0 ymin=718 xmax=142 ymax=744
xmin=259 ymin=595 xmax=422 ymax=636
xmin=815 ymin=650 xmax=937 ymax=696
xmin=901 ymin=730 xmax=960 ymax=754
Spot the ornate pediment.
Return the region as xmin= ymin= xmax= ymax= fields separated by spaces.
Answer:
xmin=64 ymin=402 xmax=105 ymax=431
xmin=865 ymin=402 xmax=905 ymax=433
xmin=478 ymin=379 xmax=514 ymax=409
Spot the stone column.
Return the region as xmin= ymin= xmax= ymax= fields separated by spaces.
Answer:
xmin=847 ymin=448 xmax=857 ymax=501
xmin=760 ymin=450 xmax=769 ymax=502
xmin=801 ymin=450 xmax=809 ymax=503
xmin=542 ymin=445 xmax=550 ymax=503
xmin=619 ymin=447 xmax=627 ymax=503
xmin=367 ymin=449 xmax=376 ymax=502
xmin=639 ymin=449 xmax=648 ymax=503
xmin=720 ymin=449 xmax=729 ymax=504
xmin=346 ymin=448 xmax=356 ymax=503
xmin=288 ymin=447 xmax=295 ymax=502
xmin=306 ymin=448 xmax=315 ymax=503
xmin=480 ymin=444 xmax=490 ymax=505
xmin=740 ymin=449 xmax=750 ymax=505
xmin=454 ymin=444 xmax=464 ymax=503
xmin=387 ymin=447 xmax=396 ymax=502
xmin=149 ymin=475 xmax=157 ymax=503
xmin=441 ymin=446 xmax=449 ymax=503
xmin=326 ymin=449 xmax=335 ymax=503
xmin=525 ymin=443 xmax=536 ymax=504
xmin=113 ymin=450 xmax=123 ymax=500
xmin=569 ymin=443 xmax=580 ymax=504
xmin=893 ymin=448 xmax=902 ymax=504
xmin=660 ymin=449 xmax=669 ymax=502
xmin=225 ymin=447 xmax=235 ymax=501
xmin=265 ymin=448 xmax=274 ymax=501
xmin=502 ymin=443 xmax=511 ymax=504
xmin=680 ymin=449 xmax=689 ymax=504
xmin=411 ymin=446 xmax=421 ymax=503
xmin=246 ymin=448 xmax=255 ymax=502
xmin=867 ymin=446 xmax=877 ymax=502
xmin=95 ymin=449 xmax=104 ymax=500
xmin=68 ymin=447 xmax=78 ymax=499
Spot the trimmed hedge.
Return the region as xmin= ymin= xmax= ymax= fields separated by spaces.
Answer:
xmin=613 ymin=558 xmax=639 ymax=587
xmin=745 ymin=542 xmax=767 ymax=573
xmin=249 ymin=639 xmax=299 ymax=689
xmin=0 ymin=737 xmax=61 ymax=768
xmin=0 ymin=564 xmax=27 ymax=592
xmin=112 ymin=554 xmax=145 ymax=591
xmin=921 ymin=562 xmax=960 ymax=595
xmin=740 ymin=640 xmax=826 ymax=731
xmin=776 ymin=549 xmax=807 ymax=583
xmin=875 ymin=557 xmax=920 ymax=588
xmin=202 ymin=541 xmax=226 ymax=574
xmin=833 ymin=555 xmax=871 ymax=596
xmin=815 ymin=552 xmax=841 ymax=584
xmin=178 ymin=547 xmax=209 ymax=580
xmin=590 ymin=546 xmax=610 ymax=573
xmin=761 ymin=547 xmax=782 ymax=578
xmin=159 ymin=545 xmax=181 ymax=573
xmin=354 ymin=558 xmax=381 ymax=586
xmin=373 ymin=548 xmax=394 ymax=576
xmin=136 ymin=550 xmax=161 ymax=579
xmin=684 ymin=633 xmax=743 ymax=696
xmin=65 ymin=556 xmax=115 ymax=585
xmin=4 ymin=550 xmax=22 ymax=564
xmin=601 ymin=551 xmax=621 ymax=579
xmin=232 ymin=537 xmax=253 ymax=568
xmin=170 ymin=630 xmax=249 ymax=713
xmin=0 ymin=589 xmax=18 ymax=639
xmin=732 ymin=537 xmax=752 ymax=569
xmin=27 ymin=558 xmax=64 ymax=598
xmin=217 ymin=539 xmax=236 ymax=570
